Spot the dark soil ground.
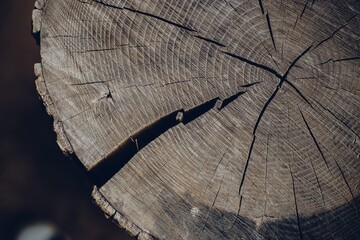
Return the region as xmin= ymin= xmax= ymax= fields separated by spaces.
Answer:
xmin=0 ymin=1 xmax=133 ymax=239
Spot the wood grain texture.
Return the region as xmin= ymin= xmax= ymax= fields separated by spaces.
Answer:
xmin=33 ymin=0 xmax=360 ymax=239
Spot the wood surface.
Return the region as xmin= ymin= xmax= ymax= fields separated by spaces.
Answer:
xmin=33 ymin=0 xmax=360 ymax=239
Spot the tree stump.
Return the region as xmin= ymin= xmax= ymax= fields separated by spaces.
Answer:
xmin=33 ymin=0 xmax=360 ymax=239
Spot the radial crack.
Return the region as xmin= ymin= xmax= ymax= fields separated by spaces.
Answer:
xmin=335 ymin=161 xmax=360 ymax=218
xmin=194 ymin=35 xmax=226 ymax=47
xmin=70 ymin=80 xmax=110 ymax=86
xmin=218 ymin=91 xmax=245 ymax=110
xmin=300 ymin=110 xmax=329 ymax=169
xmin=283 ymin=45 xmax=312 ymax=79
xmin=258 ymin=0 xmax=265 ymax=14
xmin=212 ymin=181 xmax=223 ymax=208
xmin=93 ymin=0 xmax=196 ymax=32
xmin=261 ymin=135 xmax=270 ymax=224
xmin=225 ymin=47 xmax=313 ymax=138
xmin=333 ymin=56 xmax=360 ymax=62
xmin=266 ymin=13 xmax=277 ymax=51
xmin=293 ymin=16 xmax=299 ymax=30
xmin=313 ymin=14 xmax=358 ymax=50
xmin=201 ymin=178 xmax=224 ymax=231
xmin=253 ymin=84 xmax=281 ymax=135
xmin=241 ymin=82 xmax=261 ymax=88
xmin=238 ymin=135 xmax=256 ymax=195
xmin=222 ymin=51 xmax=281 ymax=77
xmin=314 ymin=99 xmax=359 ymax=139
xmin=319 ymin=59 xmax=333 ymax=65
xmin=310 ymin=160 xmax=339 ymax=233
xmin=93 ymin=0 xmax=124 ymax=10
xmin=210 ymin=149 xmax=229 ymax=181
xmin=182 ymin=98 xmax=219 ymax=124
xmin=74 ymin=47 xmax=123 ymax=53
xmin=89 ymin=111 xmax=178 ymax=186
xmin=252 ymin=45 xmax=313 ymax=134
xmin=290 ymin=168 xmax=303 ymax=240
xmin=251 ymin=45 xmax=312 ymax=146
xmin=262 ymin=42 xmax=280 ymax=68
xmin=300 ymin=0 xmax=310 ymax=18
xmin=310 ymin=161 xmax=326 ymax=209
xmin=230 ymin=196 xmax=243 ymax=230
xmin=89 ymin=92 xmax=245 ymax=186
xmin=284 ymin=80 xmax=313 ymax=107
xmin=123 ymin=7 xmax=196 ymax=32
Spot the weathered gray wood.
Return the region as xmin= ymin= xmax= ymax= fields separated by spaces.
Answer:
xmin=33 ymin=0 xmax=360 ymax=239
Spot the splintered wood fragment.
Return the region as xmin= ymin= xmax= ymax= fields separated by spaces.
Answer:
xmin=34 ymin=0 xmax=360 ymax=239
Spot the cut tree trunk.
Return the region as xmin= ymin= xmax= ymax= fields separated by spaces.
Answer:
xmin=33 ymin=0 xmax=360 ymax=239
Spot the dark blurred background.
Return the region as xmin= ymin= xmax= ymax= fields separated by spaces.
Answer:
xmin=0 ymin=1 xmax=133 ymax=239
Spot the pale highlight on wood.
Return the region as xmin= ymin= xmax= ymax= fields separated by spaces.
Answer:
xmin=33 ymin=0 xmax=360 ymax=239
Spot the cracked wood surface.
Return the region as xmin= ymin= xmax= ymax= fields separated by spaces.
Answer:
xmin=33 ymin=0 xmax=360 ymax=239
